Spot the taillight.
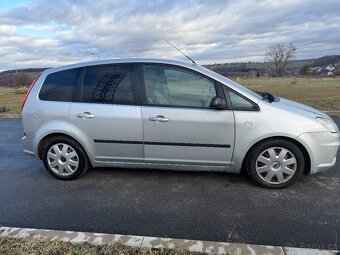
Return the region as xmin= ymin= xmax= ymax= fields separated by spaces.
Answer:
xmin=21 ymin=73 xmax=42 ymax=111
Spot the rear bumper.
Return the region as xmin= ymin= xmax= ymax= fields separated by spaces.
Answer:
xmin=22 ymin=135 xmax=37 ymax=157
xmin=297 ymin=131 xmax=340 ymax=174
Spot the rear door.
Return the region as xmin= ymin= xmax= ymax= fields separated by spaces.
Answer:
xmin=140 ymin=64 xmax=235 ymax=166
xmin=70 ymin=63 xmax=144 ymax=163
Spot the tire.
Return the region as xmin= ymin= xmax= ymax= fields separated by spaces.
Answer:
xmin=245 ymin=139 xmax=305 ymax=189
xmin=42 ymin=135 xmax=90 ymax=180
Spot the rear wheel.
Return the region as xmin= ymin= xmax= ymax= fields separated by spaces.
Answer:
xmin=245 ymin=139 xmax=305 ymax=188
xmin=42 ymin=136 xmax=89 ymax=180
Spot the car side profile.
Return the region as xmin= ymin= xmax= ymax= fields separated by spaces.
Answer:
xmin=21 ymin=58 xmax=340 ymax=188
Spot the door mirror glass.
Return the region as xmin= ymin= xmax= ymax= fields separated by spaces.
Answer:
xmin=209 ymin=96 xmax=227 ymax=109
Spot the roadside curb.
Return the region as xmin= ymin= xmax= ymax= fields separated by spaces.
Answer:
xmin=0 ymin=226 xmax=338 ymax=255
xmin=0 ymin=113 xmax=21 ymax=119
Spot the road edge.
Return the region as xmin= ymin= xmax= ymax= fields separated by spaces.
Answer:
xmin=0 ymin=114 xmax=21 ymax=119
xmin=0 ymin=226 xmax=338 ymax=255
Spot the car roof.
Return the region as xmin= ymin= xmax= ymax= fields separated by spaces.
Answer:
xmin=45 ymin=58 xmax=196 ymax=73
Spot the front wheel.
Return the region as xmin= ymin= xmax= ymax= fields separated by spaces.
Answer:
xmin=245 ymin=139 xmax=305 ymax=188
xmin=42 ymin=136 xmax=90 ymax=180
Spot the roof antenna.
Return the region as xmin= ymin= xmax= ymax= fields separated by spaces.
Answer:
xmin=163 ymin=38 xmax=196 ymax=64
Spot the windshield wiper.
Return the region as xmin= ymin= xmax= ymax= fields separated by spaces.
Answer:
xmin=256 ymin=91 xmax=275 ymax=103
xmin=256 ymin=91 xmax=269 ymax=102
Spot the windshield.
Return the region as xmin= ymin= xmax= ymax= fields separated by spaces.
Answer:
xmin=198 ymin=65 xmax=262 ymax=100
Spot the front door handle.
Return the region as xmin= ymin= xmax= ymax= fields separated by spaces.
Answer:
xmin=149 ymin=115 xmax=169 ymax=123
xmin=77 ymin=112 xmax=95 ymax=119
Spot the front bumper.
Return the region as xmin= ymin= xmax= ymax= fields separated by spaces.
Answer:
xmin=297 ymin=131 xmax=340 ymax=174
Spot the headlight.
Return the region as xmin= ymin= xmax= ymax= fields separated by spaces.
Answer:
xmin=316 ymin=117 xmax=339 ymax=133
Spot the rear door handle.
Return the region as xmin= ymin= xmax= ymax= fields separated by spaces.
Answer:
xmin=149 ymin=115 xmax=169 ymax=122
xmin=77 ymin=112 xmax=95 ymax=119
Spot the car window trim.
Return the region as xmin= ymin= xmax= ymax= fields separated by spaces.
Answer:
xmin=73 ymin=67 xmax=86 ymax=102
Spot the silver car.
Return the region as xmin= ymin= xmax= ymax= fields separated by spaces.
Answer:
xmin=21 ymin=58 xmax=340 ymax=188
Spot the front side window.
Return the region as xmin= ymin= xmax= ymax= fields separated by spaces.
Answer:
xmin=143 ymin=65 xmax=217 ymax=108
xmin=39 ymin=68 xmax=81 ymax=102
xmin=83 ymin=64 xmax=134 ymax=104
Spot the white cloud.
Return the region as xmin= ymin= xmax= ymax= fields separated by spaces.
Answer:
xmin=0 ymin=25 xmax=17 ymax=35
xmin=0 ymin=0 xmax=339 ymax=70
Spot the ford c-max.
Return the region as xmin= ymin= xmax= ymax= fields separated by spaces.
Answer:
xmin=21 ymin=58 xmax=340 ymax=188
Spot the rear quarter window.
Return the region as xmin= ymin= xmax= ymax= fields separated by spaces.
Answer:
xmin=39 ymin=68 xmax=81 ymax=102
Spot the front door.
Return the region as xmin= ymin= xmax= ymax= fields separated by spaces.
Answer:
xmin=141 ymin=64 xmax=234 ymax=166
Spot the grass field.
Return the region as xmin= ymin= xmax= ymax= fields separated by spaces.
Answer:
xmin=0 ymin=77 xmax=339 ymax=114
xmin=0 ymin=87 xmax=28 ymax=114
xmin=233 ymin=77 xmax=340 ymax=111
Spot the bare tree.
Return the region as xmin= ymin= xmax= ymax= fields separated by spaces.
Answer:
xmin=266 ymin=42 xmax=296 ymax=76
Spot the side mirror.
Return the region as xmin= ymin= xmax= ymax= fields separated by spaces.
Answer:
xmin=209 ymin=96 xmax=227 ymax=110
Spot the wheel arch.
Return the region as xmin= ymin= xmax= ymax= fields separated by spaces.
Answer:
xmin=242 ymin=136 xmax=311 ymax=175
xmin=37 ymin=132 xmax=93 ymax=167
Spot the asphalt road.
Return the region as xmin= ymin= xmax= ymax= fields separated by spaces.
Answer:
xmin=0 ymin=118 xmax=339 ymax=250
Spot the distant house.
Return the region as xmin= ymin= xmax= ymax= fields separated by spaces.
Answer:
xmin=307 ymin=67 xmax=318 ymax=74
xmin=307 ymin=64 xmax=335 ymax=76
xmin=318 ymin=65 xmax=335 ymax=75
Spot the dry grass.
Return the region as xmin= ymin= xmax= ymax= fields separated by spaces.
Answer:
xmin=14 ymin=87 xmax=29 ymax=94
xmin=0 ymin=105 xmax=8 ymax=113
xmin=233 ymin=77 xmax=340 ymax=111
xmin=0 ymin=87 xmax=26 ymax=114
xmin=0 ymin=77 xmax=339 ymax=114
xmin=0 ymin=236 xmax=201 ymax=255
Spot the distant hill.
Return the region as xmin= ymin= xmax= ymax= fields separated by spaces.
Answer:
xmin=308 ymin=55 xmax=340 ymax=67
xmin=0 ymin=55 xmax=339 ymax=87
xmin=205 ymin=55 xmax=340 ymax=76
xmin=204 ymin=59 xmax=315 ymax=76
xmin=0 ymin=68 xmax=50 ymax=87
xmin=1 ymin=68 xmax=50 ymax=74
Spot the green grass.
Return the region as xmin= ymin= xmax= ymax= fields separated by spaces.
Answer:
xmin=0 ymin=236 xmax=200 ymax=255
xmin=0 ymin=77 xmax=339 ymax=114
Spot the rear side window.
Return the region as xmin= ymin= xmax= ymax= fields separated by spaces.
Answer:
xmin=39 ymin=68 xmax=81 ymax=102
xmin=83 ymin=64 xmax=135 ymax=104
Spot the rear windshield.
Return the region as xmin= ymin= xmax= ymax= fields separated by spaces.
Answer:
xmin=39 ymin=68 xmax=81 ymax=102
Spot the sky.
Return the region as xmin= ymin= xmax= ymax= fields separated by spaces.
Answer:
xmin=0 ymin=0 xmax=339 ymax=70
